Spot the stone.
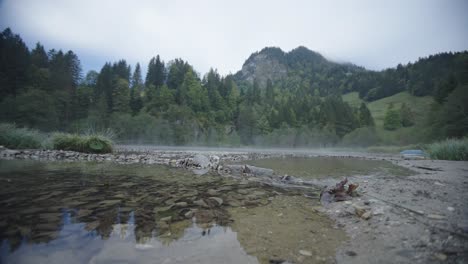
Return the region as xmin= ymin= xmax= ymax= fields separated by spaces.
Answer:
xmin=194 ymin=199 xmax=209 ymax=208
xmin=434 ymin=253 xmax=447 ymax=261
xmin=184 ymin=210 xmax=194 ymax=219
xmin=345 ymin=250 xmax=357 ymax=256
xmin=174 ymin=202 xmax=188 ymax=208
xmin=299 ymin=250 xmax=312 ymax=256
xmin=85 ymin=221 xmax=100 ymax=231
xmin=160 ymin=216 xmax=172 ymax=223
xmin=207 ymin=189 xmax=218 ymax=196
xmin=352 ymin=204 xmax=366 ymax=217
xmin=361 ymin=211 xmax=372 ymax=220
xmin=209 ymin=197 xmax=223 ymax=206
xmin=427 ymin=214 xmax=445 ymax=220
xmin=191 ymin=154 xmax=211 ymax=169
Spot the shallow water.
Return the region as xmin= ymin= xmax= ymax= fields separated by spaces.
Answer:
xmin=242 ymin=156 xmax=414 ymax=179
xmin=0 ymin=160 xmax=344 ymax=264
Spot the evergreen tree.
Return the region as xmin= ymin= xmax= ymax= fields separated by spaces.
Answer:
xmin=384 ymin=107 xmax=402 ymax=130
xmin=359 ymin=102 xmax=374 ymax=126
xmin=30 ymin=43 xmax=48 ymax=68
xmin=265 ymin=79 xmax=274 ymax=105
xmin=112 ymin=60 xmax=131 ymax=81
xmin=146 ymin=55 xmax=165 ymax=87
xmin=112 ymin=78 xmax=130 ymax=113
xmin=400 ymin=103 xmax=414 ymax=127
xmin=0 ymin=28 xmax=30 ymax=97
xmin=434 ymin=74 xmax=457 ymax=104
xmin=131 ymin=63 xmax=144 ymax=92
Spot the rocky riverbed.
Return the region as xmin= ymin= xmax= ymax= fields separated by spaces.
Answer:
xmin=1 ymin=145 xmax=467 ymax=263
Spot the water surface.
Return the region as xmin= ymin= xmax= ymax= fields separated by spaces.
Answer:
xmin=0 ymin=160 xmax=345 ymax=264
xmin=242 ymin=156 xmax=414 ymax=179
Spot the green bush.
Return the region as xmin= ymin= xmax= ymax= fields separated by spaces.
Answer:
xmin=383 ymin=109 xmax=402 ymax=130
xmin=52 ymin=133 xmax=113 ymax=153
xmin=0 ymin=123 xmax=44 ymax=149
xmin=426 ymin=138 xmax=468 ymax=161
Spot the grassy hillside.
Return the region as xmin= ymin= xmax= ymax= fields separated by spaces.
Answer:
xmin=343 ymin=91 xmax=434 ymax=145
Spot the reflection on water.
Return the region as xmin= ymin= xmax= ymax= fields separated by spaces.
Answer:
xmin=1 ymin=211 xmax=257 ymax=264
xmin=0 ymin=160 xmax=275 ymax=264
xmin=242 ymin=156 xmax=414 ymax=179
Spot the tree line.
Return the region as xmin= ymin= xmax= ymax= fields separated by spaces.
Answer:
xmin=1 ymin=28 xmax=466 ymax=146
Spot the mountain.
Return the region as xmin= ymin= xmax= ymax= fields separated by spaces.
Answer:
xmin=234 ymin=46 xmax=364 ymax=90
xmin=234 ymin=46 xmax=468 ymax=101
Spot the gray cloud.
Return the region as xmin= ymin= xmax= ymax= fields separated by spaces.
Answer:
xmin=1 ymin=0 xmax=467 ymax=75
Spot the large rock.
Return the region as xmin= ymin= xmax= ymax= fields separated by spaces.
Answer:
xmin=194 ymin=154 xmax=211 ymax=168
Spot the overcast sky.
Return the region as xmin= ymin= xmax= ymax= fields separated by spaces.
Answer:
xmin=1 ymin=0 xmax=467 ymax=76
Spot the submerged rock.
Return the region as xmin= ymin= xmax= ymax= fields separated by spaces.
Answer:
xmin=208 ymin=197 xmax=223 ymax=206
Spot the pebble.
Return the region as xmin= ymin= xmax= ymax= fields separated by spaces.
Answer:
xmin=299 ymin=250 xmax=312 ymax=256
xmin=160 ymin=216 xmax=172 ymax=222
xmin=361 ymin=211 xmax=372 ymax=220
xmin=427 ymin=214 xmax=445 ymax=220
xmin=208 ymin=197 xmax=223 ymax=206
xmin=434 ymin=253 xmax=447 ymax=261
xmin=447 ymin=207 xmax=455 ymax=212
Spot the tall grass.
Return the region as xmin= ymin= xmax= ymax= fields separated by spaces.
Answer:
xmin=0 ymin=123 xmax=44 ymax=149
xmin=51 ymin=133 xmax=113 ymax=153
xmin=426 ymin=138 xmax=468 ymax=161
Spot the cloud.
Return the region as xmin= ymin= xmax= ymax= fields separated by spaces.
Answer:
xmin=1 ymin=0 xmax=467 ymax=76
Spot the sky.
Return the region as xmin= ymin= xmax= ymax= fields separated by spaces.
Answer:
xmin=1 ymin=0 xmax=467 ymax=77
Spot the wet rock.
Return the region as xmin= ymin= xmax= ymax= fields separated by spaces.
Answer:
xmin=36 ymin=223 xmax=59 ymax=232
xmin=194 ymin=199 xmax=209 ymax=208
xmin=85 ymin=221 xmax=100 ymax=231
xmin=160 ymin=216 xmax=172 ymax=223
xmin=191 ymin=154 xmax=211 ymax=169
xmin=184 ymin=210 xmax=194 ymax=219
xmin=194 ymin=210 xmax=215 ymax=223
xmin=244 ymin=165 xmax=275 ymax=177
xmin=77 ymin=209 xmax=93 ymax=218
xmin=38 ymin=213 xmax=62 ymax=222
xmin=434 ymin=253 xmax=447 ymax=261
xmin=207 ymin=189 xmax=218 ymax=196
xmin=173 ymin=202 xmax=188 ymax=208
xmin=99 ymin=200 xmax=121 ymax=207
xmin=208 ymin=197 xmax=223 ymax=206
xmin=299 ymin=250 xmax=312 ymax=256
xmin=223 ymin=164 xmax=246 ymax=175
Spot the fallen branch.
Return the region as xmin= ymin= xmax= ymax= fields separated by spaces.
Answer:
xmin=414 ymin=166 xmax=443 ymax=171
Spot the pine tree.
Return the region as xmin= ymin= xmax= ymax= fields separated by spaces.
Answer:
xmin=112 ymin=78 xmax=130 ymax=113
xmin=146 ymin=55 xmax=165 ymax=87
xmin=131 ymin=63 xmax=144 ymax=92
xmin=0 ymin=28 xmax=30 ymax=97
xmin=359 ymin=102 xmax=375 ymax=126
xmin=384 ymin=107 xmax=402 ymax=130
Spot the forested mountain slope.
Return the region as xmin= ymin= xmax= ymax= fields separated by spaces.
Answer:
xmin=1 ymin=28 xmax=467 ymax=146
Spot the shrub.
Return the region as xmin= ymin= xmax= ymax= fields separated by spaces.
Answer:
xmin=0 ymin=123 xmax=44 ymax=149
xmin=383 ymin=109 xmax=402 ymax=130
xmin=52 ymin=133 xmax=113 ymax=153
xmin=426 ymin=138 xmax=468 ymax=161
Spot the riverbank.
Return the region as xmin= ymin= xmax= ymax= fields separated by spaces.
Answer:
xmin=1 ymin=145 xmax=467 ymax=263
